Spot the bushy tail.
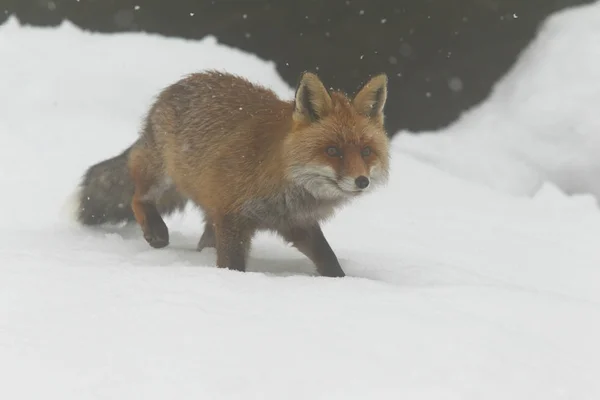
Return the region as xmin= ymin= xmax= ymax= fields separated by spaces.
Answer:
xmin=75 ymin=145 xmax=137 ymax=225
xmin=75 ymin=144 xmax=187 ymax=226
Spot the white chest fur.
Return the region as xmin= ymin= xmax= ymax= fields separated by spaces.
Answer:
xmin=239 ymin=185 xmax=346 ymax=230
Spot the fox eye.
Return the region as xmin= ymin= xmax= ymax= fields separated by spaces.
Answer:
xmin=326 ymin=146 xmax=341 ymax=157
xmin=361 ymin=146 xmax=372 ymax=157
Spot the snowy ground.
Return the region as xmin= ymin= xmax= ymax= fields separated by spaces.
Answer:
xmin=1 ymin=3 xmax=600 ymax=399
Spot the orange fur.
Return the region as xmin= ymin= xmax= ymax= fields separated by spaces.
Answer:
xmin=76 ymin=70 xmax=390 ymax=277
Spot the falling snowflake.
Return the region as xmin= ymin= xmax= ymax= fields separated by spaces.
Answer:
xmin=448 ymin=77 xmax=464 ymax=92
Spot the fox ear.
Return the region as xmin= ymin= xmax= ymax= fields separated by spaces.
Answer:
xmin=352 ymin=74 xmax=388 ymax=124
xmin=293 ymin=72 xmax=333 ymax=123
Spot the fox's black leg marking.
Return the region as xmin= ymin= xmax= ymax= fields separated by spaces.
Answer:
xmin=279 ymin=224 xmax=345 ymax=277
xmin=197 ymin=220 xmax=216 ymax=251
xmin=214 ymin=216 xmax=255 ymax=272
xmin=134 ymin=201 xmax=169 ymax=249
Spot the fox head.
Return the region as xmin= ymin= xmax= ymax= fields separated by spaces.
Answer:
xmin=284 ymin=71 xmax=390 ymax=200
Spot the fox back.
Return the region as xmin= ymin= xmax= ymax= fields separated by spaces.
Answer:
xmin=139 ymin=71 xmax=389 ymax=230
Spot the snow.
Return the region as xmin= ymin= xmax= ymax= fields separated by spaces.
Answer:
xmin=395 ymin=1 xmax=600 ymax=201
xmin=1 ymin=4 xmax=600 ymax=399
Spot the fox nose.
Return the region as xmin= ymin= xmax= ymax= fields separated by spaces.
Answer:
xmin=355 ymin=175 xmax=370 ymax=189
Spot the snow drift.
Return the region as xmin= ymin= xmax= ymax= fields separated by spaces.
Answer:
xmin=395 ymin=1 xmax=600 ymax=200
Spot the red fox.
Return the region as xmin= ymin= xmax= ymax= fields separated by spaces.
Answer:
xmin=75 ymin=70 xmax=390 ymax=277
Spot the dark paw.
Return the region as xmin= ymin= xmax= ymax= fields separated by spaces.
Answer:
xmin=196 ymin=231 xmax=216 ymax=252
xmin=145 ymin=234 xmax=169 ymax=249
xmin=216 ymin=261 xmax=246 ymax=272
xmin=321 ymin=267 xmax=346 ymax=278
xmin=143 ymin=220 xmax=169 ymax=249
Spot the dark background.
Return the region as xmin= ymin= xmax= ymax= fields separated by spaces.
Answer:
xmin=1 ymin=0 xmax=594 ymax=136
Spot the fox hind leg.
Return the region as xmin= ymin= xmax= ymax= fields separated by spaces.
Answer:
xmin=133 ymin=199 xmax=169 ymax=249
xmin=128 ymin=147 xmax=170 ymax=249
xmin=197 ymin=216 xmax=216 ymax=252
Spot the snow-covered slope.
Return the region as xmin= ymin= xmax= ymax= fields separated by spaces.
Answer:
xmin=395 ymin=1 xmax=600 ymax=200
xmin=1 ymin=11 xmax=600 ymax=400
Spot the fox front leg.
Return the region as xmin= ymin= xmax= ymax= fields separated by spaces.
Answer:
xmin=213 ymin=215 xmax=256 ymax=272
xmin=280 ymin=224 xmax=346 ymax=278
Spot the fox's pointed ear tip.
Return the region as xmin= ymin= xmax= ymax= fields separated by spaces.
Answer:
xmin=294 ymin=71 xmax=308 ymax=90
xmin=299 ymin=70 xmax=319 ymax=79
xmin=372 ymin=73 xmax=388 ymax=83
xmin=359 ymin=73 xmax=387 ymax=91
